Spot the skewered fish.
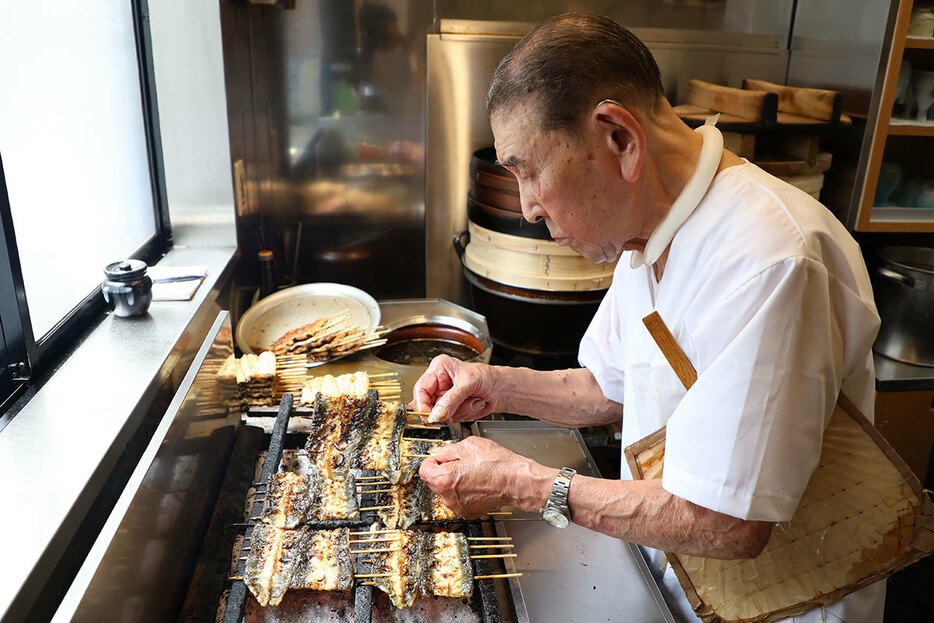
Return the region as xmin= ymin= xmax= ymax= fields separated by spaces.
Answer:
xmin=423 ymin=531 xmax=474 ymax=599
xmin=259 ymin=469 xmax=358 ymax=528
xmin=352 ymin=400 xmax=406 ymax=472
xmin=304 ymin=394 xmax=374 ymax=479
xmin=369 ymin=528 xmax=427 ymax=609
xmin=374 ymin=479 xmax=458 ymax=529
xmin=271 ymin=317 xmax=331 ymax=356
xmin=244 ymin=526 xmax=353 ymax=607
xmin=271 ymin=316 xmax=384 ymax=361
xmin=300 ymin=371 xmax=370 ymax=404
xmin=302 ymin=394 xmax=406 ymax=479
xmin=368 ymin=528 xmax=474 ymax=608
xmin=389 ymin=438 xmax=452 ymax=484
xmin=216 ymin=352 xmax=277 ymax=409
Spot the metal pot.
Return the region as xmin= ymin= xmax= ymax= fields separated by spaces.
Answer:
xmin=873 ymin=246 xmax=934 ymax=366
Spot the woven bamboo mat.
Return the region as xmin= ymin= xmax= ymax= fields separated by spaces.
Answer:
xmin=626 ymin=395 xmax=934 ymax=622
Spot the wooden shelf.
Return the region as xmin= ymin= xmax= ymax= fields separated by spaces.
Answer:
xmin=857 ymin=0 xmax=934 ymax=231
xmin=905 ymin=36 xmax=934 ymax=49
xmin=887 ymin=119 xmax=934 ymax=136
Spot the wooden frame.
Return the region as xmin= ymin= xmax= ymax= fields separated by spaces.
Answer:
xmin=857 ymin=0 xmax=934 ymax=232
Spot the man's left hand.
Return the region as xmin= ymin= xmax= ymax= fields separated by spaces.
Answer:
xmin=418 ymin=436 xmax=554 ymax=518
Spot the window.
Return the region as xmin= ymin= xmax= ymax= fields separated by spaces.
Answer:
xmin=0 ymin=0 xmax=170 ymax=414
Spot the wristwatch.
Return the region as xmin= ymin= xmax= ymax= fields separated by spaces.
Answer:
xmin=540 ymin=467 xmax=576 ymax=528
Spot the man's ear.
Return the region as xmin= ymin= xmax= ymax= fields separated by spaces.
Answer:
xmin=591 ymin=101 xmax=645 ymax=183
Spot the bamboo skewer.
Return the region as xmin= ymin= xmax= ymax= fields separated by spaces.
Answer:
xmin=467 ymin=537 xmax=512 ymax=541
xmin=355 ymin=573 xmax=392 ymax=579
xmin=401 ymin=437 xmax=446 ymax=443
xmin=404 ymin=424 xmax=441 ymax=430
xmin=349 ymin=547 xmax=400 ymax=554
xmin=358 ymin=505 xmax=394 ymax=511
xmin=350 ymin=529 xmax=399 ymax=535
xmin=356 ymin=475 xmax=390 ymax=480
xmin=402 ymin=454 xmax=432 ymax=459
xmin=349 ymin=537 xmax=400 ymax=544
xmin=485 ymin=511 xmax=512 ymax=516
xmin=474 ymin=573 xmax=523 ymax=580
xmin=406 ymin=411 xmax=431 ymax=416
xmin=470 ymin=553 xmax=518 ymax=559
xmin=357 ymin=488 xmax=395 ymax=493
xmin=469 ymin=544 xmax=514 ymax=549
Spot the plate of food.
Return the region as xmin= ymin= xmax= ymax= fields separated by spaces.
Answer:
xmin=235 ymin=283 xmax=380 ymax=356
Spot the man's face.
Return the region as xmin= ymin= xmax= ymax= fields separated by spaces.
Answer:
xmin=491 ymin=100 xmax=629 ymax=264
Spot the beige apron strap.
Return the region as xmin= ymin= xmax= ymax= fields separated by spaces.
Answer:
xmin=642 ymin=311 xmax=697 ymax=390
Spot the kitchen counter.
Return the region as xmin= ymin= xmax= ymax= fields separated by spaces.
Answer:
xmin=0 ymin=225 xmax=236 ymax=623
xmin=874 ymin=352 xmax=934 ymax=392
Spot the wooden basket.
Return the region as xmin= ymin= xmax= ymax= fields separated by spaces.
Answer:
xmin=625 ymin=313 xmax=934 ymax=623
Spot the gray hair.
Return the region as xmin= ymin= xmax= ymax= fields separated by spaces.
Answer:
xmin=486 ymin=13 xmax=664 ymax=135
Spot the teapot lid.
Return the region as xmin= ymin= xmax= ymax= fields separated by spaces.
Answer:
xmin=104 ymin=259 xmax=148 ymax=281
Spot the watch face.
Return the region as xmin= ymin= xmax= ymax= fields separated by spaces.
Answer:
xmin=543 ymin=508 xmax=570 ymax=528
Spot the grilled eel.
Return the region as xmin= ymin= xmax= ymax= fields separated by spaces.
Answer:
xmin=375 ymin=479 xmax=458 ymax=529
xmin=244 ymin=526 xmax=353 ymax=607
xmin=388 ymin=438 xmax=452 ymax=484
xmin=259 ymin=469 xmax=358 ymax=528
xmin=303 ymin=394 xmax=406 ymax=479
xmin=369 ymin=528 xmax=474 ymax=608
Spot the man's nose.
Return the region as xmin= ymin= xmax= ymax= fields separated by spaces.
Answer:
xmin=519 ymin=192 xmax=545 ymax=224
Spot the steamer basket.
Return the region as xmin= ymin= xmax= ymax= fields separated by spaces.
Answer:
xmin=463 ymin=222 xmax=614 ymax=292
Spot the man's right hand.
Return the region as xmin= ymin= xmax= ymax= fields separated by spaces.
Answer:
xmin=410 ymin=355 xmax=502 ymax=424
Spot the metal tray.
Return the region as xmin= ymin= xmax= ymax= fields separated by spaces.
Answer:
xmin=474 ymin=421 xmax=675 ymax=623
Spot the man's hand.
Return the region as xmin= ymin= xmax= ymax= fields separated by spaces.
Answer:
xmin=411 ymin=355 xmax=502 ymax=424
xmin=418 ymin=437 xmax=555 ymax=518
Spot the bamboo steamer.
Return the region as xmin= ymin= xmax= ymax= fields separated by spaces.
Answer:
xmin=463 ymin=222 xmax=615 ymax=292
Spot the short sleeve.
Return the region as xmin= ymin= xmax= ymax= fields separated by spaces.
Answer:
xmin=661 ymin=256 xmax=843 ymax=522
xmin=579 ymin=275 xmax=628 ymax=404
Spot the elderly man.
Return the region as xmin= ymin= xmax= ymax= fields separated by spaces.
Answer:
xmin=413 ymin=12 xmax=885 ymax=623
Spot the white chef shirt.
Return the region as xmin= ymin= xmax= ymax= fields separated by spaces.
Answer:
xmin=579 ymin=161 xmax=885 ymax=623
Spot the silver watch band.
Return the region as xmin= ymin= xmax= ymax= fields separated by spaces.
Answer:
xmin=547 ymin=467 xmax=576 ymax=514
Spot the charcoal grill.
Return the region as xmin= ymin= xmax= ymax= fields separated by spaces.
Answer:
xmin=216 ymin=393 xmax=508 ymax=623
xmin=52 ymin=311 xmax=673 ymax=623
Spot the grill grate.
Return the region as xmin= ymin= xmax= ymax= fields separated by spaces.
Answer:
xmin=220 ymin=393 xmax=507 ymax=622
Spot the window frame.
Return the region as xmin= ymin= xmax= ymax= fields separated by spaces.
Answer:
xmin=0 ymin=0 xmax=172 ymax=417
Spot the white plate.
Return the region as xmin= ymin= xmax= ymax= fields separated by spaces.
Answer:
xmin=235 ymin=283 xmax=380 ymax=354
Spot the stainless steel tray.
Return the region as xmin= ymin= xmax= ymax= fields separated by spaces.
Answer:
xmin=474 ymin=421 xmax=675 ymax=623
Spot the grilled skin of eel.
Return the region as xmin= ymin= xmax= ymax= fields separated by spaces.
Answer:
xmin=355 ymin=400 xmax=406 ymax=472
xmin=376 ymin=479 xmax=458 ymax=529
xmin=271 ymin=318 xmax=328 ymax=356
xmin=369 ymin=529 xmax=474 ymax=607
xmin=347 ymin=395 xmax=381 ymax=468
xmin=390 ymin=438 xmax=453 ymax=484
xmin=260 ymin=469 xmax=357 ymax=527
xmin=244 ymin=527 xmax=353 ymax=606
xmin=260 ymin=473 xmax=316 ymax=529
xmin=244 ymin=524 xmax=304 ymax=607
xmin=303 ymin=394 xmax=369 ymax=479
xmin=371 ymin=528 xmax=427 ymax=609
